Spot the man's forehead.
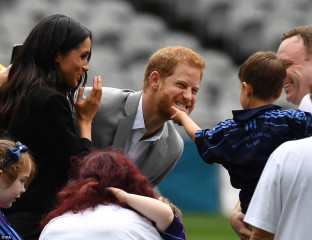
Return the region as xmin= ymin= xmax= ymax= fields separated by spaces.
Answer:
xmin=278 ymin=36 xmax=303 ymax=52
xmin=278 ymin=37 xmax=306 ymax=60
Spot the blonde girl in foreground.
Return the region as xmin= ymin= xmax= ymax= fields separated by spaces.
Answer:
xmin=0 ymin=139 xmax=36 ymax=240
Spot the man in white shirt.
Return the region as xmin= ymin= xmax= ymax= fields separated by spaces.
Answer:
xmin=230 ymin=25 xmax=312 ymax=239
xmin=298 ymin=92 xmax=312 ymax=112
xmin=244 ymin=136 xmax=312 ymax=240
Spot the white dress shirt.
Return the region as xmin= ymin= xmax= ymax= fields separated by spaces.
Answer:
xmin=124 ymin=94 xmax=164 ymax=164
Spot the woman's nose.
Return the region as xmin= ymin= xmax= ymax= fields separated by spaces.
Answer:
xmin=82 ymin=64 xmax=89 ymax=71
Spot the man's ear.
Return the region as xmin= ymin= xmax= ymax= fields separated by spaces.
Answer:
xmin=242 ymin=82 xmax=253 ymax=96
xmin=149 ymin=71 xmax=161 ymax=90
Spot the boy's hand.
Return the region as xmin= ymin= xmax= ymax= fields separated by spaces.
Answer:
xmin=106 ymin=187 xmax=128 ymax=203
xmin=170 ymin=106 xmax=187 ymax=125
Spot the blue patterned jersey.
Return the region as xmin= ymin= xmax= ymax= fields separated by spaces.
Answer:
xmin=195 ymin=104 xmax=312 ymax=213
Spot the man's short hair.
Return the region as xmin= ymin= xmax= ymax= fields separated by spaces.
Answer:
xmin=143 ymin=46 xmax=205 ymax=90
xmin=282 ymin=26 xmax=312 ymax=58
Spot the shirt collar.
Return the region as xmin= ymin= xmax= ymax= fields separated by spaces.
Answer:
xmin=132 ymin=94 xmax=164 ymax=141
xmin=133 ymin=94 xmax=144 ymax=129
xmin=232 ymin=104 xmax=281 ymax=121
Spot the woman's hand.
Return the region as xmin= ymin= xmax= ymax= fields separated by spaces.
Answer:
xmin=0 ymin=64 xmax=11 ymax=87
xmin=75 ymin=76 xmax=102 ymax=140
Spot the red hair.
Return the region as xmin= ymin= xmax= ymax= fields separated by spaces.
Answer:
xmin=40 ymin=148 xmax=157 ymax=227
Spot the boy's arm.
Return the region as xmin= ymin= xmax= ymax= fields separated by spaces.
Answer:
xmin=171 ymin=106 xmax=201 ymax=143
xmin=107 ymin=187 xmax=174 ymax=232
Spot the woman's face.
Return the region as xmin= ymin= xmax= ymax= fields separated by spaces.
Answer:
xmin=55 ymin=37 xmax=91 ymax=88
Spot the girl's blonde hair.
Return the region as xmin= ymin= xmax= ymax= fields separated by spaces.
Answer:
xmin=0 ymin=139 xmax=36 ymax=188
xmin=158 ymin=196 xmax=183 ymax=223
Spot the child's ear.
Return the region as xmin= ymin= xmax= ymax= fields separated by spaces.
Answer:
xmin=242 ymin=82 xmax=253 ymax=96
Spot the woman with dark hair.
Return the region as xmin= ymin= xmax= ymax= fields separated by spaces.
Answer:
xmin=39 ymin=149 xmax=163 ymax=240
xmin=0 ymin=14 xmax=102 ymax=239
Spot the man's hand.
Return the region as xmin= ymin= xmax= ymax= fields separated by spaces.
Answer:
xmin=230 ymin=202 xmax=252 ymax=240
xmin=251 ymin=227 xmax=274 ymax=240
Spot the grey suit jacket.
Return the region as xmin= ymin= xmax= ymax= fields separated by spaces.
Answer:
xmin=84 ymin=87 xmax=184 ymax=186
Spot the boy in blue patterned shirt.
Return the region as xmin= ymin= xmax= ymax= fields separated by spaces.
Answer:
xmin=171 ymin=51 xmax=312 ymax=214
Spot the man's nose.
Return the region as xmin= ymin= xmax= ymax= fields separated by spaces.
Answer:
xmin=183 ymin=89 xmax=192 ymax=100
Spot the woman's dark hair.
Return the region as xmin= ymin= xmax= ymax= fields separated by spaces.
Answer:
xmin=40 ymin=149 xmax=157 ymax=228
xmin=0 ymin=14 xmax=92 ymax=126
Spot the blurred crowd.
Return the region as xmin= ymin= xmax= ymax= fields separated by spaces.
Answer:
xmin=0 ymin=1 xmax=302 ymax=218
xmin=0 ymin=0 xmax=303 ymax=129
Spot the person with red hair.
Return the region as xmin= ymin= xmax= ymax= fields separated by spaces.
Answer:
xmin=39 ymin=149 xmax=184 ymax=240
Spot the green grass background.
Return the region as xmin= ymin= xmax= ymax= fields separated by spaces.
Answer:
xmin=183 ymin=213 xmax=238 ymax=240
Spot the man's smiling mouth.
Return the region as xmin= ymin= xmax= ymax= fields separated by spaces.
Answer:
xmin=175 ymin=102 xmax=189 ymax=112
xmin=284 ymin=82 xmax=293 ymax=89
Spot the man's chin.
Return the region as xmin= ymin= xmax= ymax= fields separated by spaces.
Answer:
xmin=286 ymin=95 xmax=298 ymax=106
